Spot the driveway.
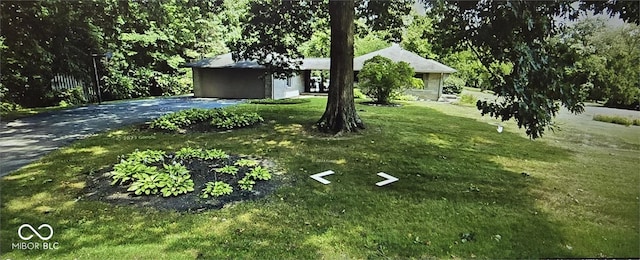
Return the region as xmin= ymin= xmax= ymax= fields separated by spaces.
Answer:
xmin=0 ymin=97 xmax=241 ymax=176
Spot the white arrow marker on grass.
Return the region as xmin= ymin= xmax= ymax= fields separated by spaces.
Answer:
xmin=310 ymin=170 xmax=335 ymax=185
xmin=375 ymin=172 xmax=399 ymax=187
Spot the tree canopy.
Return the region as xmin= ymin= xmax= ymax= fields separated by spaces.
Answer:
xmin=429 ymin=0 xmax=639 ymax=138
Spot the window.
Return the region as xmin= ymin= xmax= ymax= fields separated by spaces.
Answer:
xmin=286 ymin=77 xmax=292 ymax=88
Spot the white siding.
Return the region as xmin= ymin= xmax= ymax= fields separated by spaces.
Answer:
xmin=271 ymin=74 xmax=304 ymax=99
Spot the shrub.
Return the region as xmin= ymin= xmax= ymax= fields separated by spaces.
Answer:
xmin=249 ymin=98 xmax=310 ymax=104
xmin=358 ymin=55 xmax=415 ymax=104
xmin=150 ymin=108 xmax=263 ymax=132
xmin=443 ymin=75 xmax=465 ymax=94
xmin=0 ymin=102 xmax=22 ymax=112
xmin=593 ymin=114 xmax=635 ymax=126
xmin=201 ymin=181 xmax=233 ymax=198
xmin=210 ymin=112 xmax=263 ymax=130
xmin=458 ymin=94 xmax=477 ymax=106
xmin=353 ymin=88 xmax=367 ymax=99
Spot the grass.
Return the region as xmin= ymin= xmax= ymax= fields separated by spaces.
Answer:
xmin=1 ymin=105 xmax=75 ymax=121
xmin=593 ymin=114 xmax=640 ymax=126
xmin=1 ymin=98 xmax=638 ymax=259
xmin=249 ymin=98 xmax=311 ymax=104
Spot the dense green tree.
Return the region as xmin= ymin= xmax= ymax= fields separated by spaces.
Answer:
xmin=1 ymin=1 xmax=106 ymax=107
xmin=231 ymin=0 xmax=412 ymax=134
xmin=401 ymin=13 xmax=437 ymax=59
xmin=565 ymin=20 xmax=640 ymax=108
xmin=429 ymin=0 xmax=639 ymax=138
xmin=1 ymin=0 xmax=233 ymax=106
xmin=358 ymin=56 xmax=414 ymax=104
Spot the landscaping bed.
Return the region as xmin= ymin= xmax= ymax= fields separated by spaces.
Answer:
xmin=82 ymin=149 xmax=283 ymax=212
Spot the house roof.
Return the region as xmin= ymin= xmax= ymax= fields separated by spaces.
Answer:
xmin=353 ymin=44 xmax=457 ymax=74
xmin=184 ymin=53 xmax=265 ymax=69
xmin=185 ymin=44 xmax=456 ymax=74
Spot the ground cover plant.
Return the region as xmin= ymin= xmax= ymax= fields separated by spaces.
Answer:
xmin=149 ymin=108 xmax=263 ymax=132
xmin=1 ymin=98 xmax=638 ymax=259
xmin=103 ymin=148 xmax=275 ymax=209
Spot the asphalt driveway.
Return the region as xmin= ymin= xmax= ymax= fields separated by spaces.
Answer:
xmin=0 ymin=97 xmax=241 ymax=176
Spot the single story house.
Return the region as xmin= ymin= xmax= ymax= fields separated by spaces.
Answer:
xmin=184 ymin=44 xmax=456 ymax=100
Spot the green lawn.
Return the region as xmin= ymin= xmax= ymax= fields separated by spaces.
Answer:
xmin=1 ymin=98 xmax=638 ymax=259
xmin=1 ymin=105 xmax=74 ymax=121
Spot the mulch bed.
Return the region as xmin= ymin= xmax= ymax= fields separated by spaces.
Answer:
xmin=80 ymin=155 xmax=285 ymax=213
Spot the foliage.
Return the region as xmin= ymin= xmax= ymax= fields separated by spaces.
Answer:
xmin=441 ymin=50 xmax=490 ymax=90
xmin=559 ymin=19 xmax=640 ymax=109
xmin=234 ymin=159 xmax=259 ymax=168
xmin=249 ymin=98 xmax=311 ymax=104
xmin=238 ymin=176 xmax=256 ymax=191
xmin=201 ymin=149 xmax=229 ymax=160
xmin=201 ymin=181 xmax=233 ymax=198
xmin=125 ymin=149 xmax=166 ymax=164
xmin=430 ymin=1 xmax=638 ymax=138
xmin=354 ymin=34 xmax=390 ymax=57
xmin=110 ymin=160 xmax=159 ymax=186
xmin=157 ymin=163 xmax=194 ymax=197
xmin=358 ymin=55 xmax=415 ymax=104
xmin=443 ymin=75 xmax=465 ymax=94
xmin=231 ymin=0 xmax=412 ymax=134
xmin=2 ymin=0 xmax=234 ymax=107
xmin=127 ymin=172 xmax=163 ymax=196
xmin=458 ymin=94 xmax=477 ymax=106
xmin=3 ymin=98 xmax=640 ymax=258
xmin=217 ymin=165 xmax=239 ymax=176
xmin=353 ymin=88 xmax=367 ymax=99
xmin=150 ymin=108 xmax=263 ymax=132
xmin=210 ymin=112 xmax=264 ymax=130
xmin=52 ymin=87 xmax=87 ymax=106
xmin=401 ymin=13 xmax=437 ymax=59
xmin=247 ymin=166 xmax=272 ymax=181
xmin=174 ymin=147 xmax=203 ymax=161
xmin=592 ymin=114 xmax=638 ymax=126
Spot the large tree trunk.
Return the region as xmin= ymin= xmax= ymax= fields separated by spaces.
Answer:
xmin=316 ymin=0 xmax=364 ymax=134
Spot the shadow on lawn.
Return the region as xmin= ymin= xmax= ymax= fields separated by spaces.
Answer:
xmin=1 ymin=101 xmax=579 ymax=258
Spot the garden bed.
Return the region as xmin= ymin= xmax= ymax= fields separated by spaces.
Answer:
xmin=81 ymin=151 xmax=284 ymax=212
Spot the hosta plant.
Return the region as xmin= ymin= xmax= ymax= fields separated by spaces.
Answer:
xmin=201 ymin=149 xmax=229 ymax=160
xmin=234 ymin=159 xmax=259 ymax=168
xmin=127 ymin=172 xmax=163 ymax=195
xmin=111 ymin=160 xmax=158 ymax=185
xmin=157 ymin=173 xmax=195 ymax=197
xmin=201 ymin=181 xmax=233 ymax=198
xmin=217 ymin=165 xmax=239 ymax=176
xmin=175 ymin=147 xmax=203 ymax=160
xmin=247 ymin=166 xmax=272 ymax=181
xmin=126 ymin=149 xmax=166 ymax=164
xmin=238 ymin=176 xmax=256 ymax=191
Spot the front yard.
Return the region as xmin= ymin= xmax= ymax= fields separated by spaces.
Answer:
xmin=1 ymin=97 xmax=638 ymax=259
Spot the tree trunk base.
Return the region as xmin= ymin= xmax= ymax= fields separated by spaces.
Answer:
xmin=316 ymin=105 xmax=365 ymax=135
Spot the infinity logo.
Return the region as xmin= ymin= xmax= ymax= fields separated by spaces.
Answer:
xmin=18 ymin=224 xmax=53 ymax=241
